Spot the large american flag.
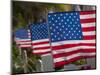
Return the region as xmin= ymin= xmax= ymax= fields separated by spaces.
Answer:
xmin=29 ymin=23 xmax=51 ymax=56
xmin=48 ymin=10 xmax=96 ymax=68
xmin=14 ymin=28 xmax=31 ymax=48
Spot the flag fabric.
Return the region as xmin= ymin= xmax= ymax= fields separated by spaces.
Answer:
xmin=48 ymin=10 xmax=96 ymax=68
xmin=14 ymin=28 xmax=31 ymax=48
xmin=29 ymin=23 xmax=51 ymax=56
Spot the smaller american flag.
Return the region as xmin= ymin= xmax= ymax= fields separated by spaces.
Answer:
xmin=29 ymin=23 xmax=51 ymax=56
xmin=14 ymin=28 xmax=31 ymax=48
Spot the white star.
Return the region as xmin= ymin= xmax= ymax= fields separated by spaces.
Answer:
xmin=56 ymin=26 xmax=59 ymax=29
xmin=54 ymin=14 xmax=56 ymax=16
xmin=48 ymin=15 xmax=51 ymax=17
xmin=70 ymin=22 xmax=72 ymax=24
xmin=69 ymin=16 xmax=71 ymax=18
xmin=74 ymin=30 xmax=76 ymax=33
xmin=53 ymin=29 xmax=56 ymax=32
xmin=75 ymin=13 xmax=78 ymax=15
xmin=74 ymin=36 xmax=76 ymax=39
xmin=63 ymin=31 xmax=65 ymax=33
xmin=53 ymin=24 xmax=55 ymax=26
xmin=58 ymin=38 xmax=60 ymax=40
xmin=78 ymin=24 xmax=80 ymax=27
xmin=58 ymin=17 xmax=60 ymax=19
xmin=66 ymin=13 xmax=68 ymax=16
xmin=71 ymin=28 xmax=73 ymax=30
xmin=61 ymin=19 xmax=64 ymax=22
xmin=50 ymin=27 xmax=52 ymax=29
xmin=49 ymin=21 xmax=51 ymax=23
xmin=66 ymin=34 xmax=68 ymax=36
xmin=72 ymin=33 xmax=74 ymax=36
xmin=60 ymin=14 xmax=63 ymax=16
xmin=77 ymin=18 xmax=79 ymax=21
xmin=76 ymin=27 xmax=78 ymax=30
xmin=67 ymin=19 xmax=69 ymax=22
xmin=61 ymin=34 xmax=63 ymax=37
xmin=68 ymin=25 xmax=70 ymax=27
xmin=77 ymin=33 xmax=79 ymax=35
xmin=69 ymin=31 xmax=71 ymax=33
xmin=54 ymin=35 xmax=57 ymax=38
xmin=52 ymin=39 xmax=54 ymax=41
xmin=79 ymin=36 xmax=82 ymax=38
xmin=52 ymin=18 xmax=54 ymax=20
xmin=64 ymin=37 xmax=66 ymax=39
xmin=55 ymin=20 xmax=57 ymax=23
xmin=69 ymin=36 xmax=72 ymax=39
xmin=65 ymin=22 xmax=67 ymax=24
xmin=59 ymin=23 xmax=61 ymax=25
xmin=57 ymin=32 xmax=59 ymax=34
xmin=75 ymin=22 xmax=77 ymax=24
xmin=62 ymin=25 xmax=64 ymax=28
xmin=72 ymin=19 xmax=74 ymax=21
xmin=60 ymin=28 xmax=62 ymax=31
xmin=79 ymin=30 xmax=81 ymax=32
xmin=71 ymin=13 xmax=73 ymax=15
xmin=64 ymin=16 xmax=66 ymax=19
xmin=66 ymin=28 xmax=68 ymax=30
xmin=74 ymin=16 xmax=76 ymax=18
xmin=51 ymin=33 xmax=53 ymax=35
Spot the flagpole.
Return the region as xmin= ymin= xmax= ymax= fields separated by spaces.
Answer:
xmin=23 ymin=49 xmax=28 ymax=73
xmin=38 ymin=59 xmax=44 ymax=72
xmin=46 ymin=8 xmax=55 ymax=70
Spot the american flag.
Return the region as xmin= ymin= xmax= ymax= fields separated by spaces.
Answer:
xmin=14 ymin=28 xmax=31 ymax=48
xmin=29 ymin=23 xmax=51 ymax=56
xmin=48 ymin=10 xmax=96 ymax=68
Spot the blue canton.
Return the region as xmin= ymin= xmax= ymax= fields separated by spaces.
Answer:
xmin=48 ymin=12 xmax=83 ymax=42
xmin=29 ymin=23 xmax=48 ymax=40
xmin=15 ymin=28 xmax=29 ymax=39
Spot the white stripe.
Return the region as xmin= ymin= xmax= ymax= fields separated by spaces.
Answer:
xmin=83 ymin=31 xmax=95 ymax=36
xmin=54 ymin=52 xmax=95 ymax=63
xmin=54 ymin=57 xmax=65 ymax=63
xmin=81 ymin=52 xmax=96 ymax=56
xmin=53 ymin=46 xmax=95 ymax=54
xmin=81 ymin=22 xmax=95 ymax=28
xmin=33 ymin=49 xmax=51 ymax=53
xmin=52 ymin=40 xmax=95 ymax=46
xmin=33 ymin=44 xmax=50 ymax=48
xmin=32 ymin=39 xmax=49 ymax=43
xmin=20 ymin=45 xmax=31 ymax=47
xmin=15 ymin=38 xmax=31 ymax=41
xmin=16 ymin=41 xmax=31 ymax=44
xmin=41 ymin=53 xmax=51 ymax=56
xmin=80 ymin=14 xmax=95 ymax=19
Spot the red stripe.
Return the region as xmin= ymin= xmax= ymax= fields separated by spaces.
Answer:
xmin=53 ymin=49 xmax=95 ymax=58
xmin=16 ymin=40 xmax=31 ymax=42
xmin=19 ymin=46 xmax=31 ymax=48
xmin=83 ymin=35 xmax=96 ymax=40
xmin=19 ymin=43 xmax=31 ymax=45
xmin=82 ymin=27 xmax=96 ymax=31
xmin=82 ymin=55 xmax=96 ymax=58
xmin=32 ymin=41 xmax=49 ymax=45
xmin=80 ymin=18 xmax=96 ymax=23
xmin=80 ymin=10 xmax=96 ymax=15
xmin=54 ymin=56 xmax=81 ymax=68
xmin=81 ymin=49 xmax=96 ymax=53
xmin=33 ymin=46 xmax=50 ymax=50
xmin=52 ymin=43 xmax=95 ymax=50
xmin=54 ymin=55 xmax=96 ymax=68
